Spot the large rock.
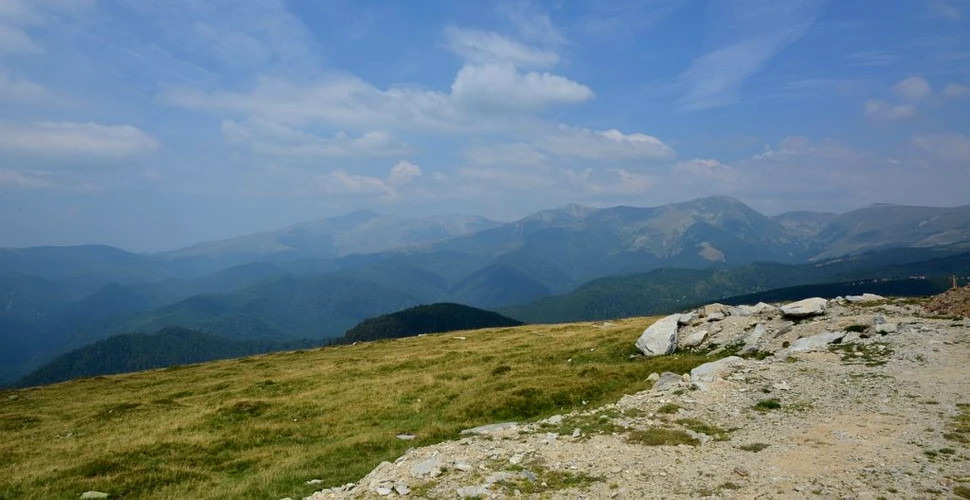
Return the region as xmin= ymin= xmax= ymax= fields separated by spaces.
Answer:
xmin=681 ymin=329 xmax=708 ymax=348
xmin=635 ymin=314 xmax=679 ymax=356
xmin=781 ymin=297 xmax=827 ymax=318
xmin=651 ymin=371 xmax=685 ymax=391
xmin=789 ymin=331 xmax=845 ymax=352
xmin=740 ymin=323 xmax=766 ymax=355
xmin=701 ymin=303 xmax=729 ymax=317
xmin=846 ymin=293 xmax=885 ymax=303
xmin=690 ymin=356 xmax=744 ymax=383
xmin=731 ymin=302 xmax=777 ymax=317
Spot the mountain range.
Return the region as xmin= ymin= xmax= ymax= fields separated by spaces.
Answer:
xmin=3 ymin=196 xmax=970 ymax=386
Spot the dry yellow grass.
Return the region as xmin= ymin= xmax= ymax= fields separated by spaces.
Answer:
xmin=0 ymin=317 xmax=716 ymax=499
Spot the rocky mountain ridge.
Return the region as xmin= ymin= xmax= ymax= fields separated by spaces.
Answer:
xmin=303 ymin=292 xmax=970 ymax=499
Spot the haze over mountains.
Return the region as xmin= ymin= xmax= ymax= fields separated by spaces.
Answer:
xmin=3 ymin=196 xmax=970 ymax=386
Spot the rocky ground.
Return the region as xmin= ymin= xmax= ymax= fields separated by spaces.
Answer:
xmin=927 ymin=285 xmax=970 ymax=318
xmin=303 ymin=295 xmax=970 ymax=500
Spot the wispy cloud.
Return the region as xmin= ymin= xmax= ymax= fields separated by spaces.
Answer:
xmin=0 ymin=121 xmax=158 ymax=159
xmin=677 ymin=0 xmax=829 ymax=111
xmin=443 ymin=26 xmax=559 ymax=69
xmin=575 ymin=0 xmax=687 ymax=37
xmin=928 ymin=1 xmax=962 ymax=20
xmin=844 ymin=50 xmax=897 ymax=67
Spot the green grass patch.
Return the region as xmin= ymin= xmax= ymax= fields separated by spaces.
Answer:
xmin=0 ymin=316 xmax=724 ymax=500
xmin=738 ymin=442 xmax=770 ymax=452
xmin=945 ymin=404 xmax=970 ymax=444
xmin=656 ymin=403 xmax=681 ymax=414
xmin=675 ymin=418 xmax=732 ymax=441
xmin=754 ymin=399 xmax=782 ymax=411
xmin=626 ymin=428 xmax=699 ymax=446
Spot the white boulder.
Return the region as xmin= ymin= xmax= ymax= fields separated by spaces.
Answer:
xmin=789 ymin=331 xmax=845 ymax=352
xmin=635 ymin=314 xmax=680 ymax=356
xmin=690 ymin=356 xmax=744 ymax=383
xmin=781 ymin=297 xmax=827 ymax=318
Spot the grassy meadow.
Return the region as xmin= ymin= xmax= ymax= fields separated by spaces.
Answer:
xmin=0 ymin=317 xmax=717 ymax=499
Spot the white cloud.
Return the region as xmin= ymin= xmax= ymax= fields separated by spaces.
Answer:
xmin=221 ymin=120 xmax=410 ymax=159
xmin=944 ymin=83 xmax=970 ymax=99
xmin=671 ymin=158 xmax=737 ymax=183
xmin=0 ymin=122 xmax=158 ymax=159
xmin=893 ymin=76 xmax=932 ymax=101
xmin=864 ymin=99 xmax=917 ymax=120
xmin=314 ymin=160 xmax=424 ymax=198
xmin=912 ymin=133 xmax=970 ymax=161
xmin=164 ymin=63 xmax=593 ymax=131
xmin=388 ymin=160 xmax=422 ymax=184
xmin=537 ymin=125 xmax=675 ymax=160
xmin=0 ymin=0 xmax=94 ymax=54
xmin=677 ymin=0 xmax=828 ymax=111
xmin=451 ymin=64 xmax=593 ymax=113
xmin=0 ymin=70 xmax=50 ymax=101
xmin=0 ymin=23 xmax=41 ymax=53
xmin=443 ymin=27 xmax=559 ymax=68
xmin=499 ymin=1 xmax=566 ymax=45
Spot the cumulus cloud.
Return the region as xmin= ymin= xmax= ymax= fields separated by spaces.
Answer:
xmin=893 ymin=76 xmax=932 ymax=101
xmin=451 ymin=64 xmax=593 ymax=113
xmin=864 ymin=100 xmax=917 ymax=120
xmin=388 ymin=160 xmax=422 ymax=183
xmin=0 ymin=121 xmax=158 ymax=159
xmin=221 ymin=120 xmax=410 ymax=159
xmin=444 ymin=27 xmax=559 ymax=68
xmin=314 ymin=160 xmax=424 ymax=198
xmin=943 ymin=83 xmax=970 ymax=99
xmin=164 ymin=63 xmax=593 ymax=131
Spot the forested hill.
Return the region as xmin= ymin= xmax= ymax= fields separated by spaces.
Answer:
xmin=341 ymin=303 xmax=523 ymax=343
xmin=18 ymin=327 xmax=320 ymax=387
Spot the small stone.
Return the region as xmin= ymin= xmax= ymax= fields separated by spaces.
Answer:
xmin=375 ymin=486 xmax=393 ymax=496
xmin=509 ymin=454 xmax=523 ymax=465
xmin=455 ymin=462 xmax=473 ymax=472
xmin=396 ymin=433 xmax=416 ymax=440
xmin=305 ymin=479 xmax=324 ymax=485
xmin=80 ymin=493 xmax=109 ymax=500
xmin=545 ymin=414 xmax=564 ymax=425
xmin=734 ymin=466 xmax=750 ymax=477
xmin=572 ymin=428 xmax=581 ymax=438
xmin=772 ymin=381 xmax=791 ymax=391
xmin=875 ymin=323 xmax=898 ymax=334
xmin=457 ymin=485 xmax=490 ymax=498
xmin=394 ymin=484 xmax=411 ymax=496
xmin=647 ymin=372 xmax=660 ymax=382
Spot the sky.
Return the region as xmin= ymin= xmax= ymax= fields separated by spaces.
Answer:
xmin=0 ymin=0 xmax=969 ymax=252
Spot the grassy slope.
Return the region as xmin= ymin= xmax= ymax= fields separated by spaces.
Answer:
xmin=0 ymin=317 xmax=717 ymax=500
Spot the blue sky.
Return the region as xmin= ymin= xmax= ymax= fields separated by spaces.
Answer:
xmin=0 ymin=0 xmax=968 ymax=251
